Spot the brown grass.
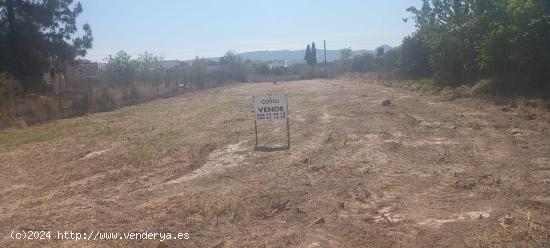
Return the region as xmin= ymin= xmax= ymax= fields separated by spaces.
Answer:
xmin=475 ymin=212 xmax=549 ymax=247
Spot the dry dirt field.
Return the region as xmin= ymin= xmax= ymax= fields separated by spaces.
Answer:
xmin=1 ymin=79 xmax=550 ymax=247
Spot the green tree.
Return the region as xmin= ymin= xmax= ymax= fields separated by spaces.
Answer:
xmin=256 ymin=63 xmax=270 ymax=75
xmin=186 ymin=57 xmax=209 ymax=88
xmin=376 ymin=47 xmax=385 ymax=57
xmin=135 ymin=51 xmax=163 ymax=83
xmin=374 ymin=47 xmax=386 ymax=71
xmin=405 ymin=0 xmax=550 ymax=91
xmin=352 ymin=53 xmax=376 ymax=72
xmin=340 ymin=47 xmax=353 ymax=60
xmin=0 ymin=72 xmax=20 ymax=124
xmin=399 ymin=33 xmax=432 ymax=78
xmin=382 ymin=49 xmax=399 ymax=72
xmin=337 ymin=48 xmax=353 ymax=74
xmin=407 ymin=0 xmax=485 ymax=85
xmin=219 ymin=51 xmax=246 ymax=83
xmin=0 ymin=0 xmax=93 ymax=87
xmin=104 ymin=51 xmax=137 ymax=87
xmin=304 ymin=44 xmax=312 ymax=65
xmin=311 ymin=42 xmax=318 ymax=65
xmin=480 ymin=0 xmax=550 ymax=90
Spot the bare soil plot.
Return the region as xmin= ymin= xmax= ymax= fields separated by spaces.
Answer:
xmin=1 ymin=79 xmax=549 ymax=247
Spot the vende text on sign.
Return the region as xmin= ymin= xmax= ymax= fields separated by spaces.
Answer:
xmin=254 ymin=95 xmax=288 ymax=120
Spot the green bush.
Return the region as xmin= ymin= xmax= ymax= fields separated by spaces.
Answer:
xmin=351 ymin=53 xmax=376 ymax=72
xmin=405 ymin=0 xmax=550 ymax=92
xmin=0 ymin=72 xmax=19 ymax=102
xmin=218 ymin=51 xmax=247 ymax=83
xmin=471 ymin=79 xmax=497 ymax=95
xmin=0 ymin=72 xmax=21 ymax=128
xmin=256 ymin=63 xmax=270 ymax=75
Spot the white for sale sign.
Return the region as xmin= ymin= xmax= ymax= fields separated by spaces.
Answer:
xmin=254 ymin=95 xmax=288 ymax=120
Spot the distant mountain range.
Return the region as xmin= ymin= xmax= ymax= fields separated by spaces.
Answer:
xmin=237 ymin=45 xmax=393 ymax=63
xmin=92 ymin=45 xmax=395 ymax=67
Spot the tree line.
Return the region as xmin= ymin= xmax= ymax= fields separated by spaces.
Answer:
xmin=1 ymin=0 xmax=549 ymax=108
xmin=335 ymin=0 xmax=549 ymax=95
xmin=400 ymin=0 xmax=549 ymax=93
xmin=103 ymin=50 xmax=247 ymax=89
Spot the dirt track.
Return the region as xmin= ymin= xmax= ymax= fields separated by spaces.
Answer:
xmin=1 ymin=79 xmax=550 ymax=247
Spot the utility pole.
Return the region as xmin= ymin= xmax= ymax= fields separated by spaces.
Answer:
xmin=324 ymin=40 xmax=327 ymax=77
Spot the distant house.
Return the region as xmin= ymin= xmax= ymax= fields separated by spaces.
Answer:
xmin=267 ymin=60 xmax=287 ymax=70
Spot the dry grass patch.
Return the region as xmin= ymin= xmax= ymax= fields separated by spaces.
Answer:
xmin=109 ymin=104 xmax=170 ymax=118
xmin=0 ymin=118 xmax=90 ymax=146
xmin=475 ymin=212 xmax=549 ymax=247
xmin=177 ymin=193 xmax=234 ymax=229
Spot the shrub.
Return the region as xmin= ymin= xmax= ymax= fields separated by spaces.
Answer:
xmin=256 ymin=63 xmax=270 ymax=75
xmin=219 ymin=51 xmax=247 ymax=83
xmin=0 ymin=72 xmax=21 ymax=128
xmin=352 ymin=54 xmax=376 ymax=72
xmin=87 ymin=87 xmax=124 ymax=112
xmin=15 ymin=95 xmax=60 ymax=125
xmin=471 ymin=79 xmax=497 ymax=95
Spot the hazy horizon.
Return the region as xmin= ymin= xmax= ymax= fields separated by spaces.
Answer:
xmin=78 ymin=0 xmax=418 ymax=62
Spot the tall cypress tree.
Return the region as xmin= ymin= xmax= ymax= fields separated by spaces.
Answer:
xmin=305 ymin=45 xmax=312 ymax=65
xmin=311 ymin=42 xmax=317 ymax=65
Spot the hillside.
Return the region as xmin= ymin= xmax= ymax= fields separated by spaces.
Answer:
xmin=237 ymin=45 xmax=393 ymax=63
xmin=237 ymin=49 xmax=368 ymax=63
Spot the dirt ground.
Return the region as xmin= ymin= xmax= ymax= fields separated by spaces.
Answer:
xmin=1 ymin=79 xmax=550 ymax=247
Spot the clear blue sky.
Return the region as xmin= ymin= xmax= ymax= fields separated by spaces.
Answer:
xmin=78 ymin=0 xmax=420 ymax=62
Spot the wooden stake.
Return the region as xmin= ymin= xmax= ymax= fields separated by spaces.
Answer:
xmin=254 ymin=119 xmax=258 ymax=150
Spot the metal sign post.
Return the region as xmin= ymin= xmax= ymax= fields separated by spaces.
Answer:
xmin=286 ymin=97 xmax=291 ymax=149
xmin=253 ymin=94 xmax=290 ymax=151
xmin=254 ymin=95 xmax=258 ymax=148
